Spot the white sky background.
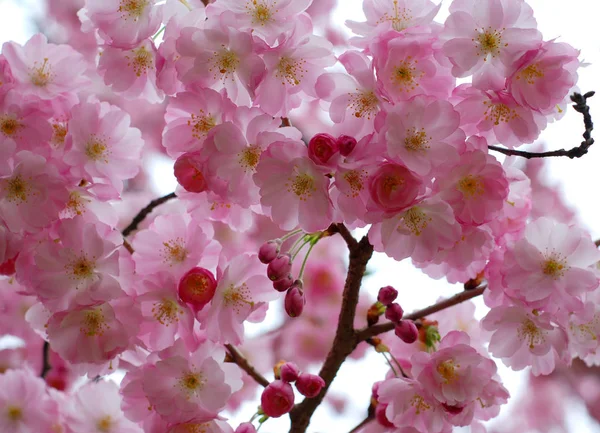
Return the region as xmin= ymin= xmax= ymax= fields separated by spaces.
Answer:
xmin=1 ymin=0 xmax=600 ymax=432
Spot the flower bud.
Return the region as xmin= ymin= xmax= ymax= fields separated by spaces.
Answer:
xmin=174 ymin=152 xmax=208 ymax=193
xmin=384 ymin=303 xmax=404 ymax=324
xmin=178 ymin=267 xmax=217 ymax=310
xmin=295 ymin=373 xmax=325 ymax=398
xmin=337 ymin=135 xmax=357 ymax=156
xmin=394 ymin=320 xmax=418 ymax=344
xmin=261 ymin=380 xmax=295 ymax=418
xmin=308 ymin=133 xmax=338 ymax=165
xmin=258 ymin=239 xmax=281 ymax=264
xmin=377 ymin=285 xmax=398 ymax=305
xmin=273 ymin=274 xmax=294 ymax=292
xmin=375 ymin=403 xmax=394 ymax=428
xmin=285 ymin=282 xmax=305 ymax=318
xmin=235 ymin=423 xmax=257 ymax=433
xmin=267 ymin=254 xmax=292 ymax=281
xmin=280 ymin=362 xmax=300 ymax=383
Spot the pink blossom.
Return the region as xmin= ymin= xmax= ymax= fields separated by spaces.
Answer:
xmin=98 ymin=39 xmax=164 ymax=103
xmin=434 ymin=150 xmax=508 ymax=226
xmin=63 ymin=101 xmax=144 ymax=199
xmin=132 ymin=212 xmax=220 ymax=280
xmin=383 ymin=96 xmax=465 ymax=177
xmin=346 ymin=0 xmax=441 ymax=41
xmin=372 ymin=33 xmax=454 ymax=102
xmin=0 ymin=151 xmax=68 ymax=233
xmin=80 ymin=0 xmax=163 ymax=49
xmin=1 ymin=33 xmax=89 ymax=112
xmin=508 ymin=40 xmax=580 ymax=113
xmin=68 ymin=380 xmax=142 ymax=433
xmin=162 ymin=87 xmax=236 ymax=158
xmin=136 ymin=272 xmax=197 ymax=351
xmin=482 ymin=304 xmax=569 ymax=376
xmin=140 ymin=339 xmax=242 ymax=423
xmin=47 ymin=297 xmax=140 ymax=365
xmin=455 ymin=87 xmax=546 ymax=148
xmin=254 ymin=20 xmax=336 ymax=117
xmin=28 ymin=216 xmax=128 ymax=311
xmin=365 ymin=162 xmax=425 ymax=222
xmin=174 ymin=151 xmax=210 ymax=193
xmin=205 ymin=0 xmax=312 ymax=46
xmin=500 ymin=217 xmax=600 ymax=310
xmin=175 ymin=23 xmax=266 ymax=105
xmin=0 ymin=368 xmax=60 ymax=433
xmin=199 ymin=254 xmax=277 ymax=345
xmin=378 ymin=378 xmax=449 ymax=433
xmin=254 ymin=140 xmax=333 ymax=232
xmin=566 ymin=301 xmax=600 ymax=363
xmin=369 ymin=197 xmax=462 ymax=263
xmin=0 ymin=54 xmax=15 ymax=97
xmin=441 ymin=0 xmax=542 ymax=90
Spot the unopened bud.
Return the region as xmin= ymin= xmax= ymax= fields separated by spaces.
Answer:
xmin=259 ymin=239 xmax=281 ymax=264
xmin=377 ymin=285 xmax=398 ymax=305
xmin=273 ymin=274 xmax=294 ymax=292
xmin=308 ymin=133 xmax=339 ymax=165
xmin=174 ymin=152 xmax=208 ymax=193
xmin=267 ymin=254 xmax=292 ymax=281
xmin=295 ymin=373 xmax=325 ymax=398
xmin=337 ymin=135 xmax=357 ymax=156
xmin=280 ymin=362 xmax=300 ymax=383
xmin=261 ymin=380 xmax=295 ymax=418
xmin=178 ymin=267 xmax=217 ymax=311
xmin=384 ymin=303 xmax=404 ymax=324
xmin=394 ymin=320 xmax=418 ymax=344
xmin=284 ymin=282 xmax=305 ymax=318
xmin=235 ymin=423 xmax=257 ymax=433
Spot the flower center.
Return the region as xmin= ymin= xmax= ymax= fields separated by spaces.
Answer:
xmin=161 ymin=238 xmax=188 ymax=265
xmin=343 ymin=169 xmax=366 ymax=198
xmin=5 ymin=175 xmax=32 ymax=204
xmin=152 ymin=298 xmax=182 ymax=325
xmin=542 ymin=252 xmax=568 ymax=279
xmin=30 ymin=58 xmax=53 ymax=87
xmin=517 ymin=318 xmax=545 ymax=349
xmin=383 ymin=174 xmax=404 ymax=195
xmin=475 ymin=27 xmax=506 ymax=58
xmin=247 ymin=0 xmax=274 ymax=25
xmin=127 ymin=46 xmax=153 ymax=77
xmin=437 ymin=360 xmax=459 ymax=384
xmin=457 ymin=175 xmax=484 ymax=199
xmin=287 ymin=172 xmax=315 ymax=200
xmin=210 ymin=49 xmax=239 ymax=79
xmin=97 ymin=416 xmax=112 ymax=433
xmin=119 ymin=0 xmax=148 ymax=19
xmin=85 ymin=136 xmax=109 ymax=162
xmin=6 ymin=406 xmax=22 ymax=422
xmin=377 ymin=0 xmax=412 ymax=31
xmin=348 ymin=91 xmax=379 ymax=119
xmin=223 ymin=283 xmax=255 ymax=313
xmin=0 ymin=116 xmax=21 ymax=137
xmin=276 ymin=56 xmax=306 ymax=86
xmin=238 ymin=145 xmax=262 ymax=171
xmin=404 ymin=127 xmax=430 ymax=152
xmin=178 ymin=371 xmax=206 ymax=398
xmin=188 ymin=112 xmax=216 ymax=140
xmin=81 ymin=309 xmax=109 ymax=337
xmin=399 ymin=207 xmax=431 ymax=236
xmin=483 ymin=100 xmax=518 ymax=125
xmin=392 ymin=58 xmax=422 ymax=93
xmin=410 ymin=394 xmax=431 ymax=415
xmin=51 ymin=122 xmax=68 ymax=147
xmin=64 ymin=191 xmax=90 ymax=217
xmin=516 ymin=63 xmax=545 ymax=84
xmin=68 ymin=255 xmax=96 ymax=280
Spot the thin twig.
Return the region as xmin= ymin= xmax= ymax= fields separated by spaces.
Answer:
xmin=40 ymin=341 xmax=51 ymax=378
xmin=121 ymin=192 xmax=177 ymax=237
xmin=355 ymin=285 xmax=487 ymax=342
xmin=225 ymin=344 xmax=270 ymax=388
xmin=488 ymin=91 xmax=595 ymax=159
xmin=281 ymin=117 xmax=292 ymax=127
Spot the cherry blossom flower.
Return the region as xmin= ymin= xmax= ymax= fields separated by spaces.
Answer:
xmin=199 ymin=253 xmax=277 ymax=345
xmin=254 ymin=139 xmax=333 ymax=232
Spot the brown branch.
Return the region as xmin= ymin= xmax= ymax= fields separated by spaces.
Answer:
xmin=288 ymin=235 xmax=374 ymax=433
xmin=281 ymin=117 xmax=292 ymax=127
xmin=40 ymin=341 xmax=51 ymax=378
xmin=488 ymin=91 xmax=595 ymax=159
xmin=356 ymin=285 xmax=487 ymax=342
xmin=225 ymin=344 xmax=270 ymax=388
xmin=326 ymin=223 xmax=359 ymax=249
xmin=122 ymin=192 xmax=177 ymax=237
xmin=348 ymin=414 xmax=374 ymax=433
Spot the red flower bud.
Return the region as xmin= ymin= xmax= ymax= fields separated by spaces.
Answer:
xmin=394 ymin=320 xmax=418 ymax=344
xmin=285 ymin=282 xmax=305 ymax=318
xmin=308 ymin=133 xmax=338 ymax=165
xmin=267 ymin=254 xmax=292 ymax=281
xmin=337 ymin=135 xmax=357 ymax=156
xmin=261 ymin=380 xmax=295 ymax=418
xmin=384 ymin=303 xmax=404 ymax=324
xmin=273 ymin=274 xmax=294 ymax=292
xmin=178 ymin=267 xmax=217 ymax=310
xmin=280 ymin=362 xmax=300 ymax=383
xmin=295 ymin=373 xmax=325 ymax=398
xmin=258 ymin=239 xmax=281 ymax=264
xmin=174 ymin=152 xmax=208 ymax=193
xmin=377 ymin=285 xmax=398 ymax=305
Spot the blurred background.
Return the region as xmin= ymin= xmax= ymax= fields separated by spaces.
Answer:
xmin=1 ymin=0 xmax=600 ymax=431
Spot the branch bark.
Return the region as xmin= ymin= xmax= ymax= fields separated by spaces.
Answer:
xmin=288 ymin=231 xmax=373 ymax=433
xmin=488 ymin=91 xmax=595 ymax=159
xmin=40 ymin=341 xmax=51 ymax=378
xmin=122 ymin=192 xmax=177 ymax=237
xmin=225 ymin=344 xmax=270 ymax=388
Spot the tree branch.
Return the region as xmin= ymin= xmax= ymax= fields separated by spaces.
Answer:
xmin=40 ymin=341 xmax=51 ymax=378
xmin=121 ymin=192 xmax=177 ymax=237
xmin=348 ymin=414 xmax=374 ymax=433
xmin=488 ymin=91 xmax=595 ymax=159
xmin=225 ymin=344 xmax=270 ymax=388
xmin=288 ymin=234 xmax=374 ymax=433
xmin=355 ymin=285 xmax=487 ymax=342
